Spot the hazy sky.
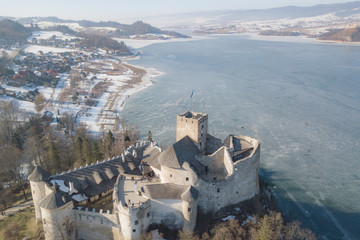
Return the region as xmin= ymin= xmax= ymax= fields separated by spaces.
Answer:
xmin=0 ymin=0 xmax=356 ymax=21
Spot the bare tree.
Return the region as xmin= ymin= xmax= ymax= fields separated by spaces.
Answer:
xmin=34 ymin=93 xmax=47 ymax=112
xmin=0 ymin=144 xmax=23 ymax=208
xmin=52 ymin=216 xmax=76 ymax=240
xmin=0 ymin=100 xmax=23 ymax=145
xmin=69 ymin=70 xmax=81 ymax=90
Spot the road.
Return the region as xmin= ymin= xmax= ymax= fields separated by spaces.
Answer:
xmin=0 ymin=200 xmax=33 ymax=219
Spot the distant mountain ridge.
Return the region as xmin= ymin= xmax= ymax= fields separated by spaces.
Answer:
xmin=4 ymin=16 xmax=189 ymax=39
xmin=141 ymin=1 xmax=360 ymax=28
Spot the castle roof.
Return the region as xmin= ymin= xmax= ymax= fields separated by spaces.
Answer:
xmin=141 ymin=183 xmax=199 ymax=202
xmin=38 ymin=189 xmax=72 ymax=210
xmin=181 ymin=186 xmax=199 ymax=202
xmin=51 ymin=155 xmax=142 ymax=202
xmin=179 ymin=111 xmax=207 ymax=120
xmin=28 ymin=165 xmax=50 ymax=182
xmin=142 ymin=146 xmax=161 ymax=170
xmin=158 ymin=136 xmax=204 ymax=174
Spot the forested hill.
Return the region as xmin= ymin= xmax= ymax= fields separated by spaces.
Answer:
xmin=13 ymin=16 xmax=190 ymax=39
xmin=0 ymin=19 xmax=32 ymax=42
xmin=318 ymin=26 xmax=360 ymax=42
xmin=79 ymin=34 xmax=132 ymax=54
xmin=80 ymin=20 xmax=189 ymax=38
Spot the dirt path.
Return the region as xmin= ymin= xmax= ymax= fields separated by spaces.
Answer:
xmin=0 ymin=200 xmax=34 ymax=219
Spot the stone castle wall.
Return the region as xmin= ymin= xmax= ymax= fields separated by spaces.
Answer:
xmin=74 ymin=209 xmax=120 ymax=240
xmin=31 ymin=181 xmax=53 ymax=221
xmin=150 ymin=199 xmax=183 ymax=229
xmin=117 ymin=201 xmax=151 ymax=240
xmin=196 ymin=142 xmax=260 ymax=213
xmin=41 ymin=201 xmax=75 ymax=240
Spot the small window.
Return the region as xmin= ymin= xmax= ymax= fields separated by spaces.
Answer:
xmin=202 ymin=125 xmax=204 ymax=129
xmin=133 ymin=229 xmax=136 ymax=232
xmin=170 ymin=174 xmax=172 ymax=177
xmin=186 ymin=177 xmax=189 ymax=181
xmin=217 ymin=188 xmax=220 ymax=193
xmin=135 ymin=220 xmax=139 ymax=225
xmin=201 ymin=133 xmax=203 ymax=137
xmin=188 ymin=207 xmax=191 ymax=212
xmin=147 ymin=212 xmax=150 ymax=218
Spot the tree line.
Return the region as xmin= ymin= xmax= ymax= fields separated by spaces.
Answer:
xmin=0 ymin=100 xmax=138 ymax=209
xmin=175 ymin=211 xmax=316 ymax=240
xmin=78 ymin=33 xmax=131 ymax=54
xmin=0 ymin=19 xmax=32 ymax=43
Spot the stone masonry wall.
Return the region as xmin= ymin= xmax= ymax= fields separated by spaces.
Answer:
xmin=74 ymin=209 xmax=120 ymax=240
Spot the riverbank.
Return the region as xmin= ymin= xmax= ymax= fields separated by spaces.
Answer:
xmin=74 ymin=59 xmax=164 ymax=134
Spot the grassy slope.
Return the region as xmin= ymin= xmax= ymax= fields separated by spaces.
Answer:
xmin=0 ymin=207 xmax=41 ymax=239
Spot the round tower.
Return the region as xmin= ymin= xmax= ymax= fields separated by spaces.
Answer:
xmin=39 ymin=188 xmax=75 ymax=240
xmin=181 ymin=186 xmax=199 ymax=232
xmin=28 ymin=165 xmax=51 ymax=223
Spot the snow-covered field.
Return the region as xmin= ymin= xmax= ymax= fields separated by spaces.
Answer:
xmin=24 ymin=45 xmax=76 ymax=54
xmin=27 ymin=31 xmax=79 ymax=42
xmin=32 ymin=21 xmax=84 ymax=31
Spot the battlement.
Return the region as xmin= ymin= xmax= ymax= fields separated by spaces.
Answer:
xmin=178 ymin=111 xmax=208 ymax=120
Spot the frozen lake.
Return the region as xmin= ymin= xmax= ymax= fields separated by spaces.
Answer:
xmin=121 ymin=34 xmax=360 ymax=239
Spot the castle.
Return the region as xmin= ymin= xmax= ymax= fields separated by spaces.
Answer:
xmin=28 ymin=111 xmax=260 ymax=240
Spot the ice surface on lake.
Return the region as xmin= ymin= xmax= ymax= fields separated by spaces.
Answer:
xmin=121 ymin=34 xmax=360 ymax=239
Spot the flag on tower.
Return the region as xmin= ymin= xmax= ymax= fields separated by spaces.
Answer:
xmin=190 ymin=90 xmax=194 ymax=99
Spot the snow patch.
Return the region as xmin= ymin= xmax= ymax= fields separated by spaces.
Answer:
xmin=72 ymin=193 xmax=89 ymax=202
xmin=27 ymin=31 xmax=79 ymax=42
xmin=222 ymin=215 xmax=236 ymax=221
xmin=242 ymin=215 xmax=256 ymax=225
xmin=24 ymin=45 xmax=76 ymax=54
xmin=50 ymin=179 xmax=69 ymax=192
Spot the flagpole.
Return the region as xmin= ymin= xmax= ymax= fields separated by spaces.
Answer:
xmin=190 ymin=90 xmax=194 ymax=112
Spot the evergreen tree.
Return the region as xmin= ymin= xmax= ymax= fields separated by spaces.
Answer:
xmin=75 ymin=136 xmax=84 ymax=164
xmin=11 ymin=132 xmax=24 ymax=150
xmin=82 ymin=137 xmax=92 ymax=164
xmin=124 ymin=131 xmax=131 ymax=148
xmin=104 ymin=129 xmax=115 ymax=158
xmin=49 ymin=143 xmax=61 ymax=173
xmin=147 ymin=131 xmax=153 ymax=142
xmin=91 ymin=141 xmax=103 ymax=163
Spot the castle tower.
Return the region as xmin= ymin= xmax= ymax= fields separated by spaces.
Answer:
xmin=28 ymin=165 xmax=52 ymax=223
xmin=176 ymin=111 xmax=208 ymax=154
xmin=39 ymin=188 xmax=75 ymax=240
